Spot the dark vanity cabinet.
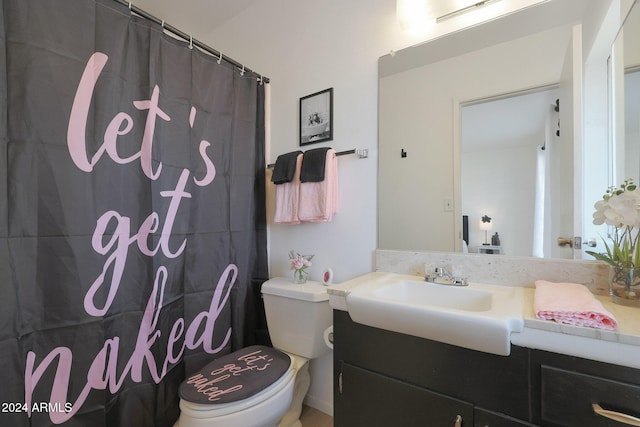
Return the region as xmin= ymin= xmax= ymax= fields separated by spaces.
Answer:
xmin=338 ymin=362 xmax=473 ymax=426
xmin=333 ymin=310 xmax=532 ymax=426
xmin=334 ymin=310 xmax=640 ymax=427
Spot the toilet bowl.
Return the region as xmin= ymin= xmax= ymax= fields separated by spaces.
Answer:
xmin=175 ymin=278 xmax=332 ymax=427
xmin=176 ymin=352 xmax=304 ymax=427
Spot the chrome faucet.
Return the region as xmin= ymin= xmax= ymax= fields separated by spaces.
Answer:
xmin=425 ymin=266 xmax=468 ymax=286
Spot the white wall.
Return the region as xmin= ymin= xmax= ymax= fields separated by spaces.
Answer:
xmin=201 ymin=0 xmax=410 ymax=415
xmin=199 ymin=0 xmax=548 ymax=415
xmin=128 ymin=0 xmax=608 ymax=417
xmin=205 ymin=0 xmax=393 ymax=284
xmin=206 ymin=1 xmax=567 ymax=412
xmin=133 ymin=0 xmax=424 ymax=281
xmin=199 ymin=0 xmax=549 ymax=283
xmin=462 ymin=144 xmax=538 ymax=257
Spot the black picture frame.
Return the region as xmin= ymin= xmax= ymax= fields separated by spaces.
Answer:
xmin=299 ymin=88 xmax=333 ymax=145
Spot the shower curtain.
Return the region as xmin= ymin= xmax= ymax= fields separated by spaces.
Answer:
xmin=0 ymin=0 xmax=268 ymax=425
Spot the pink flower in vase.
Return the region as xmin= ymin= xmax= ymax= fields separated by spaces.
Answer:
xmin=288 ymin=250 xmax=314 ymax=283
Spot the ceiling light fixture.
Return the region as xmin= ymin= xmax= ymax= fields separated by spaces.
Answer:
xmin=396 ymin=0 xmax=433 ymax=31
xmin=435 ymin=0 xmax=502 ymax=23
xmin=396 ymin=0 xmax=503 ymax=31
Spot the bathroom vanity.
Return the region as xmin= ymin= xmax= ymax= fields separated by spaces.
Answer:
xmin=329 ymin=256 xmax=640 ymax=427
xmin=333 ymin=309 xmax=530 ymax=426
xmin=333 ymin=310 xmax=640 ymax=427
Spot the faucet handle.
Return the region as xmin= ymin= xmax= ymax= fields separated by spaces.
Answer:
xmin=450 ymin=277 xmax=468 ymax=287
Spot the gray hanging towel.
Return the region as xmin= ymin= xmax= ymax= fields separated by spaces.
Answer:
xmin=271 ymin=151 xmax=303 ymax=184
xmin=300 ymin=147 xmax=331 ymax=182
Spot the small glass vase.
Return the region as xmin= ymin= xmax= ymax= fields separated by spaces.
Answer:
xmin=293 ymin=269 xmax=308 ymax=284
xmin=609 ymin=266 xmax=640 ymax=307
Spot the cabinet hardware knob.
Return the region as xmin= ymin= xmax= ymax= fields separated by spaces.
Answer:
xmin=454 ymin=414 xmax=462 ymax=427
xmin=593 ymin=403 xmax=640 ymax=426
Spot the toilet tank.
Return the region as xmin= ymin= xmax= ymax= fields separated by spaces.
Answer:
xmin=261 ymin=278 xmax=332 ymax=359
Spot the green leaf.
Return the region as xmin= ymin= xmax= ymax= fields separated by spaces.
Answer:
xmin=585 ymin=251 xmax=617 ymax=266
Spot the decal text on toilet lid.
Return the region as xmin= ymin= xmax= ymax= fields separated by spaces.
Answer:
xmin=179 ymin=345 xmax=291 ymax=404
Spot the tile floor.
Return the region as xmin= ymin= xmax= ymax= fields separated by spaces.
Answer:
xmin=300 ymin=405 xmax=334 ymax=427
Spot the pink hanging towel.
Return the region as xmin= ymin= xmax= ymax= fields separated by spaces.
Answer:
xmin=534 ymin=280 xmax=618 ymax=330
xmin=298 ymin=149 xmax=338 ymax=222
xmin=274 ymin=153 xmax=303 ymax=224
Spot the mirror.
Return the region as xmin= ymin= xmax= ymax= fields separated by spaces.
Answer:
xmin=378 ymin=0 xmax=635 ymax=259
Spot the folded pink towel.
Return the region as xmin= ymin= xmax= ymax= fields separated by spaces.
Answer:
xmin=534 ymin=280 xmax=617 ymax=330
xmin=274 ymin=154 xmax=303 ymax=224
xmin=298 ymin=149 xmax=338 ymax=222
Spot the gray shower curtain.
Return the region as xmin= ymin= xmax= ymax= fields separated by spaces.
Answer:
xmin=0 ymin=0 xmax=268 ymax=425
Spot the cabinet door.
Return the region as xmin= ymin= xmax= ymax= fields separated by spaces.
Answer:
xmin=540 ymin=365 xmax=640 ymax=426
xmin=474 ymin=407 xmax=537 ymax=427
xmin=336 ymin=362 xmax=473 ymax=427
xmin=333 ymin=310 xmax=530 ymax=421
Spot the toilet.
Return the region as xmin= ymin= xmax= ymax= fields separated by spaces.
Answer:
xmin=175 ymin=277 xmax=332 ymax=427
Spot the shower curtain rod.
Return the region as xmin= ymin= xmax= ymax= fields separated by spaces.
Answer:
xmin=112 ymin=0 xmax=270 ymax=84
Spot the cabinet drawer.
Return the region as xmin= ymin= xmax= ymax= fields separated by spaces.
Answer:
xmin=541 ymin=365 xmax=640 ymax=426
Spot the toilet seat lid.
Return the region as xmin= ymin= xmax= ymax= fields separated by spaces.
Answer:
xmin=179 ymin=345 xmax=292 ymax=405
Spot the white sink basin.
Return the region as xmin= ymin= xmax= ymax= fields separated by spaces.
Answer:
xmin=346 ymin=273 xmax=525 ymax=356
xmin=373 ymin=280 xmax=492 ymax=311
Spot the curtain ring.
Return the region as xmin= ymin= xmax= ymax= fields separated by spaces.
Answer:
xmin=240 ymin=65 xmax=245 ymax=76
xmin=161 ymin=20 xmax=165 ymax=29
xmin=189 ymin=36 xmax=193 ymax=49
xmin=128 ymin=2 xmax=132 ymax=10
xmin=258 ymin=74 xmax=263 ymax=85
xmin=217 ymin=52 xmax=223 ymax=64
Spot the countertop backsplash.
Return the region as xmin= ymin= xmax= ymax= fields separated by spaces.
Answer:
xmin=375 ymin=249 xmax=610 ymax=295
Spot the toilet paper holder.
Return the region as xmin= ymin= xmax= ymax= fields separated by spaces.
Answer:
xmin=323 ymin=326 xmax=334 ymax=349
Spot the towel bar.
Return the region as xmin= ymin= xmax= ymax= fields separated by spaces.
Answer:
xmin=266 ymin=148 xmax=366 ymax=169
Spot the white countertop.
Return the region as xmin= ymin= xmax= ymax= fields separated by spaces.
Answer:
xmin=328 ymin=272 xmax=640 ymax=369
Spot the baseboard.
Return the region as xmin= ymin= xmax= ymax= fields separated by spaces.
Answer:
xmin=303 ymin=395 xmax=333 ymax=417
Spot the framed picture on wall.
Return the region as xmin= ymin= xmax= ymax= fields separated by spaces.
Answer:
xmin=299 ymin=87 xmax=333 ymax=145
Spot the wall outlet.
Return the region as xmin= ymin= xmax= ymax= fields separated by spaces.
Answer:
xmin=444 ymin=197 xmax=453 ymax=212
